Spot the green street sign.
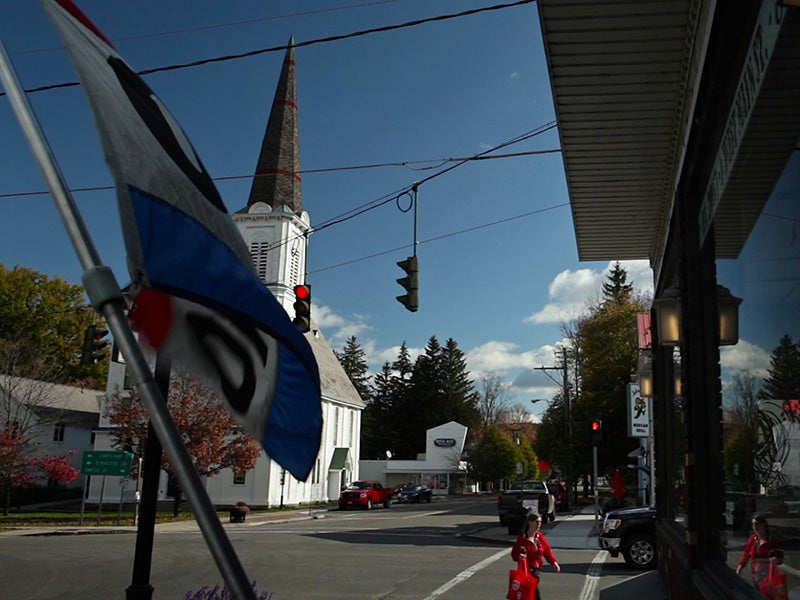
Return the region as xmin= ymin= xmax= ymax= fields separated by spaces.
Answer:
xmin=81 ymin=450 xmax=133 ymax=476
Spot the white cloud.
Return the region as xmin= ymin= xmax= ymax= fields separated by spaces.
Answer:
xmin=720 ymin=338 xmax=771 ymax=378
xmin=524 ymin=260 xmax=652 ymax=324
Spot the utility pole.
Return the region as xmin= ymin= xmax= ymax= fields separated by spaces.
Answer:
xmin=531 ymin=345 xmax=574 ymax=507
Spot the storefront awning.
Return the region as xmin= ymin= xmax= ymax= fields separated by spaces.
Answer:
xmin=329 ymin=447 xmax=349 ymax=471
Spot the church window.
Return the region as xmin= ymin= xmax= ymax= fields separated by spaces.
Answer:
xmin=250 ymin=241 xmax=269 ymax=282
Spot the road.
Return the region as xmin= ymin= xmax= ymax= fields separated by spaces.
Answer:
xmin=0 ymin=496 xmax=656 ymax=599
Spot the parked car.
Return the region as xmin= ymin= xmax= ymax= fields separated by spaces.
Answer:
xmin=599 ymin=505 xmax=657 ymax=570
xmin=338 ymin=480 xmax=393 ymax=510
xmin=396 ymin=484 xmax=433 ymax=503
xmin=497 ymin=480 xmax=556 ymax=533
xmin=549 ymin=480 xmax=568 ymax=511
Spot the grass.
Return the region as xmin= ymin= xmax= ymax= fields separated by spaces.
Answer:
xmin=0 ymin=501 xmax=333 ymax=528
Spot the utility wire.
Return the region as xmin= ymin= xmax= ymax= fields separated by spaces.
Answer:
xmin=2 ymin=0 xmax=535 ymax=96
xmin=0 ymin=147 xmax=561 ymax=200
xmin=12 ymin=1 xmax=403 ymax=54
xmin=259 ymin=121 xmax=557 ymax=257
xmin=309 ymin=202 xmax=570 ymax=274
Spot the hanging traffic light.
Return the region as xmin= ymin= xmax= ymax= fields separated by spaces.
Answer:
xmin=80 ymin=324 xmax=109 ymax=365
xmin=293 ymin=284 xmax=311 ymax=333
xmin=589 ymin=419 xmax=603 ymax=445
xmin=396 ymin=255 xmax=419 ymax=312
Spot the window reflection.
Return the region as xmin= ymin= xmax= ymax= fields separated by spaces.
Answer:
xmin=718 ymin=150 xmax=800 ymax=591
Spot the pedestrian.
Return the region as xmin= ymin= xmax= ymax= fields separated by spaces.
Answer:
xmin=511 ymin=512 xmax=560 ymax=600
xmin=736 ymin=514 xmax=780 ymax=590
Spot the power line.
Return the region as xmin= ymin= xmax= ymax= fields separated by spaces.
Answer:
xmin=0 ymin=147 xmax=561 ymax=200
xmin=11 ymin=1 xmax=404 ymax=55
xmin=309 ymin=202 xmax=570 ymax=274
xmin=3 ymin=0 xmax=535 ymax=96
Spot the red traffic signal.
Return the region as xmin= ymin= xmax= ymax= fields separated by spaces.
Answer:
xmin=589 ymin=419 xmax=603 ymax=445
xmin=293 ymin=284 xmax=311 ymax=333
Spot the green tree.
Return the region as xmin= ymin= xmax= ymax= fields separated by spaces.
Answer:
xmin=761 ymin=335 xmax=800 ymax=402
xmin=335 ymin=336 xmax=371 ymax=402
xmin=361 ymin=362 xmax=394 ymax=459
xmin=0 ymin=264 xmax=107 ymax=388
xmin=467 ymin=425 xmax=518 ymax=486
xmin=602 ymin=261 xmax=633 ymax=304
xmin=569 ymin=266 xmax=649 ymax=478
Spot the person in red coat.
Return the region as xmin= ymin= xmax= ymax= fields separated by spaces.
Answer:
xmin=511 ymin=512 xmax=561 ymax=600
xmin=736 ymin=514 xmax=780 ymax=589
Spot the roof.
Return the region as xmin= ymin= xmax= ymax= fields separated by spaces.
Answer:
xmin=536 ymin=1 xmax=800 ymax=281
xmin=245 ymin=39 xmax=302 ymax=213
xmin=536 ymin=0 xmax=704 ymax=267
xmin=0 ymin=375 xmax=102 ymax=415
xmin=306 ymin=326 xmax=365 ymax=409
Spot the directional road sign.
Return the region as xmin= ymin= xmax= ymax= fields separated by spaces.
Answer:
xmin=81 ymin=450 xmax=133 ymax=476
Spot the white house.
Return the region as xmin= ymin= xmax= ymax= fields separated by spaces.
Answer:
xmin=0 ymin=375 xmax=101 ymax=489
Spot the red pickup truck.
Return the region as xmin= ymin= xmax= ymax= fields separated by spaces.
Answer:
xmin=338 ymin=480 xmax=393 ymax=510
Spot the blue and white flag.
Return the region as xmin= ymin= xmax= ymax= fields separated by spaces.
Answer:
xmin=41 ymin=0 xmax=322 ymax=480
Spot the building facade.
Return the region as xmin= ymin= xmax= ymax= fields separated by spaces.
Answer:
xmin=537 ymin=1 xmax=799 ymax=598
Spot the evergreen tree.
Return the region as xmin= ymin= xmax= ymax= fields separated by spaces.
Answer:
xmin=362 ymin=362 xmax=395 ymax=459
xmin=761 ymin=335 xmax=800 ymax=403
xmin=602 ymin=261 xmax=634 ymax=304
xmin=335 ymin=336 xmax=371 ymax=402
xmin=438 ymin=338 xmax=480 ymax=434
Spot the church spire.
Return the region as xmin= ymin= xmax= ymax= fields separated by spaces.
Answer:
xmin=246 ymin=38 xmax=302 ymax=212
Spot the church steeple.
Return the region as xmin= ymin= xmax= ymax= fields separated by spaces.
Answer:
xmin=246 ymin=38 xmax=302 ymax=213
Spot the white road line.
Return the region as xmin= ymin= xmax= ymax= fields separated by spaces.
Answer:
xmin=578 ymin=550 xmax=607 ymax=600
xmin=422 ymin=548 xmax=509 ymax=600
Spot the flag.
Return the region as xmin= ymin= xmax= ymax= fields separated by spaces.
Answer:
xmin=41 ymin=0 xmax=322 ymax=480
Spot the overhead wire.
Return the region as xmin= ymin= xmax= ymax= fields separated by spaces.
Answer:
xmin=2 ymin=0 xmax=535 ymax=96
xmin=0 ymin=148 xmax=561 ymax=200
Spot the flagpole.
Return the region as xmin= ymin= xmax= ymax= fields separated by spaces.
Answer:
xmin=0 ymin=41 xmax=258 ymax=600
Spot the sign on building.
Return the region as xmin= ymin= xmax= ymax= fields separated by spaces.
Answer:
xmin=627 ymin=383 xmax=650 ymax=438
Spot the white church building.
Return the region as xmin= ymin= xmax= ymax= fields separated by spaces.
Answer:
xmin=89 ymin=41 xmax=364 ymax=507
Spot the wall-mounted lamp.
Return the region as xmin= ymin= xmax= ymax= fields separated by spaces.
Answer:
xmin=652 ymin=285 xmax=742 ymax=347
xmin=717 ymin=285 xmax=743 ymax=346
xmin=653 ymin=288 xmax=681 ymax=346
xmin=637 ymin=350 xmax=653 ymax=397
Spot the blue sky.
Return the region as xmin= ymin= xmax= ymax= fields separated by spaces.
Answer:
xmin=0 ymin=0 xmax=653 ymax=415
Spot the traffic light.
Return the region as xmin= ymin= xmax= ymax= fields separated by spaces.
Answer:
xmin=293 ymin=284 xmax=311 ymax=333
xmin=80 ymin=324 xmax=109 ymax=365
xmin=589 ymin=419 xmax=603 ymax=445
xmin=396 ymin=255 xmax=419 ymax=312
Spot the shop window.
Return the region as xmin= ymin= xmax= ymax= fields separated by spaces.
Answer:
xmin=717 ymin=152 xmax=800 ymax=589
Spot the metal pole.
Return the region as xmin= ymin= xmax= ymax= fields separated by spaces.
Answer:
xmin=126 ymin=353 xmax=169 ymax=600
xmin=593 ymin=446 xmax=599 ymax=522
xmin=0 ymin=42 xmax=257 ymax=600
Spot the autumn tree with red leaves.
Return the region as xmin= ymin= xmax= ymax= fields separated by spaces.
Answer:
xmin=104 ymin=370 xmax=262 ymax=515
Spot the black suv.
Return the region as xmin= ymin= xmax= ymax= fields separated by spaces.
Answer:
xmin=599 ymin=506 xmax=657 ymax=570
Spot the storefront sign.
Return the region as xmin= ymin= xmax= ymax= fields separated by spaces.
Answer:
xmin=627 ymin=383 xmax=650 ymax=438
xmin=699 ymin=1 xmax=787 ymax=244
